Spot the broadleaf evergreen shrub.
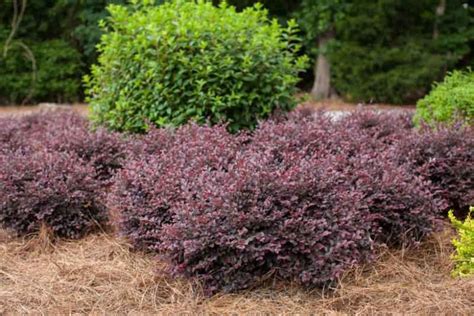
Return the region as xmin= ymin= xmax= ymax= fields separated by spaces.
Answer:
xmin=414 ymin=70 xmax=474 ymax=126
xmin=85 ymin=0 xmax=308 ymax=132
xmin=0 ymin=148 xmax=107 ymax=239
xmin=110 ymin=110 xmax=453 ymax=294
xmin=449 ymin=207 xmax=474 ymax=277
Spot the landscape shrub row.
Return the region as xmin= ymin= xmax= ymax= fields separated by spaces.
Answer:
xmin=0 ymin=110 xmax=472 ymax=293
xmin=110 ymin=110 xmax=472 ymax=294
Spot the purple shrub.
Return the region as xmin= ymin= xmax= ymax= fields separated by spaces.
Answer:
xmin=106 ymin=109 xmax=463 ymax=294
xmin=0 ymin=110 xmax=127 ymax=181
xmin=0 ymin=148 xmax=107 ymax=238
xmin=109 ymin=123 xmax=246 ymax=252
xmin=393 ymin=124 xmax=474 ymax=216
xmin=349 ymin=153 xmax=442 ymax=245
xmin=161 ymin=151 xmax=374 ymax=294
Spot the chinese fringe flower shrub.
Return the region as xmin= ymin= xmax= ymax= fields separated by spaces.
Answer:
xmin=110 ymin=110 xmax=460 ymax=294
xmin=449 ymin=207 xmax=474 ymax=277
xmin=0 ymin=110 xmax=126 ymax=238
xmin=393 ymin=124 xmax=474 ymax=217
xmin=2 ymin=109 xmax=471 ymax=291
xmin=108 ymin=123 xmax=247 ymax=252
xmin=85 ymin=0 xmax=308 ymax=132
xmin=0 ymin=111 xmax=126 ymax=181
xmin=161 ymin=153 xmax=374 ymax=294
xmin=0 ymin=148 xmax=106 ymax=238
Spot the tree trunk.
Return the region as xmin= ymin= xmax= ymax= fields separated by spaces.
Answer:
xmin=311 ymin=31 xmax=334 ymax=100
xmin=433 ymin=0 xmax=446 ymax=39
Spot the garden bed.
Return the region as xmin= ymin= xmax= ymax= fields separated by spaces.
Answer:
xmin=0 ymin=108 xmax=472 ymax=313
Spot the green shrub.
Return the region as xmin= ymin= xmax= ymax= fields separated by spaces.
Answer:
xmin=449 ymin=207 xmax=474 ymax=277
xmin=85 ymin=0 xmax=308 ymax=132
xmin=414 ymin=70 xmax=474 ymax=126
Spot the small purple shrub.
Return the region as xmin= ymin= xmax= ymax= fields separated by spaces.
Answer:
xmin=393 ymin=124 xmax=474 ymax=216
xmin=0 ymin=148 xmax=107 ymax=238
xmin=0 ymin=111 xmax=127 ymax=181
xmin=109 ymin=123 xmax=245 ymax=252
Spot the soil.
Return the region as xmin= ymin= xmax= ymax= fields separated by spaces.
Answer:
xmin=0 ymin=100 xmax=415 ymax=118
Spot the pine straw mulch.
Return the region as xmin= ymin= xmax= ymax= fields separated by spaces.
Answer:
xmin=1 ymin=226 xmax=473 ymax=315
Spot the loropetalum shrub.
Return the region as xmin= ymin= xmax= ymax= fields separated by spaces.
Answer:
xmin=0 ymin=111 xmax=126 ymax=182
xmin=161 ymin=152 xmax=374 ymax=294
xmin=349 ymin=153 xmax=441 ymax=246
xmin=0 ymin=148 xmax=107 ymax=238
xmin=109 ymin=123 xmax=246 ymax=252
xmin=110 ymin=110 xmax=458 ymax=294
xmin=393 ymin=124 xmax=474 ymax=216
xmin=414 ymin=70 xmax=474 ymax=126
xmin=0 ymin=110 xmax=127 ymax=238
xmin=85 ymin=0 xmax=308 ymax=132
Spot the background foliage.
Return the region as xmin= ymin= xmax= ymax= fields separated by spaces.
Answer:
xmin=0 ymin=0 xmax=473 ymax=105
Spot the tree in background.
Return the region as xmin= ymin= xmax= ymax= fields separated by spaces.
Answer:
xmin=296 ymin=0 xmax=349 ymax=100
xmin=0 ymin=0 xmax=127 ymax=104
xmin=328 ymin=0 xmax=473 ymax=104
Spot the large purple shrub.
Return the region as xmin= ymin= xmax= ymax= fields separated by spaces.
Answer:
xmin=109 ymin=110 xmax=451 ymax=293
xmin=161 ymin=152 xmax=374 ymax=294
xmin=0 ymin=148 xmax=106 ymax=238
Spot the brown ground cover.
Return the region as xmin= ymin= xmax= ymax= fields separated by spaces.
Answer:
xmin=0 ymin=100 xmax=415 ymax=118
xmin=1 ymin=226 xmax=473 ymax=315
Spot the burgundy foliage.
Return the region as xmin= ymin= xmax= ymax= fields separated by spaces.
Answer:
xmin=1 ymin=109 xmax=471 ymax=292
xmin=0 ymin=110 xmax=126 ymax=238
xmin=108 ymin=123 xmax=247 ymax=252
xmin=0 ymin=148 xmax=106 ymax=238
xmin=393 ymin=124 xmax=474 ymax=216
xmin=0 ymin=111 xmax=126 ymax=181
xmin=110 ymin=110 xmax=461 ymax=293
xmin=161 ymin=152 xmax=374 ymax=294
